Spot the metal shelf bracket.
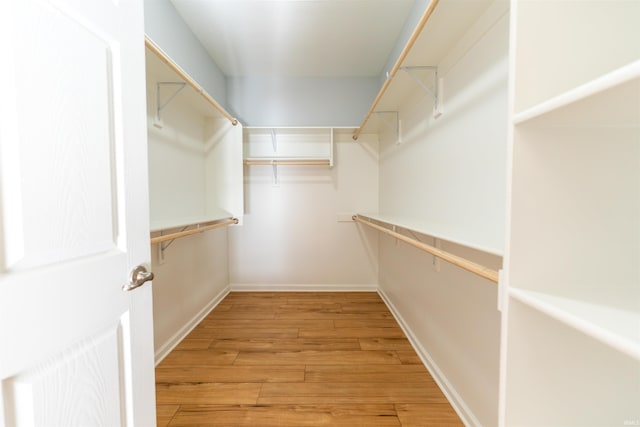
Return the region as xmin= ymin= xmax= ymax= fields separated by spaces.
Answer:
xmin=154 ymin=82 xmax=187 ymax=128
xmin=372 ymin=111 xmax=401 ymax=144
xmin=400 ymin=66 xmax=443 ymax=118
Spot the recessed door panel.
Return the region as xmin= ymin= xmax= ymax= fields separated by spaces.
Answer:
xmin=3 ymin=319 xmax=127 ymax=426
xmin=2 ymin=1 xmax=119 ymax=271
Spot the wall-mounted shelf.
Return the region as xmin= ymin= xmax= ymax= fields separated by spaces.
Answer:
xmin=353 ymin=0 xmax=498 ymax=139
xmin=360 ymin=213 xmax=504 ymax=257
xmin=501 ymin=0 xmax=640 ymax=424
xmin=145 ymin=36 xmax=238 ymax=124
xmin=151 ymin=217 xmax=238 ymax=245
xmin=244 ymin=127 xmax=334 ymax=165
xmin=243 ymin=127 xmax=337 ymax=183
xmin=145 ymin=38 xmax=244 ymax=237
xmin=354 ymin=214 xmax=499 ymax=283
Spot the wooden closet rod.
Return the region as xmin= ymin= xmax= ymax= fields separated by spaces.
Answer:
xmin=353 ymin=215 xmax=499 ymax=283
xmin=150 ymin=218 xmax=239 ymax=245
xmin=352 ymin=0 xmax=440 ymax=141
xmin=244 ymin=159 xmax=330 ymax=166
xmin=144 ymin=36 xmax=239 ymax=126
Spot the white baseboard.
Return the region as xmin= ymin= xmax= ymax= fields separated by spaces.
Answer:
xmin=377 ymin=288 xmax=480 ymax=427
xmin=154 ymin=285 xmax=231 ymax=366
xmin=229 ymin=283 xmax=378 ymax=292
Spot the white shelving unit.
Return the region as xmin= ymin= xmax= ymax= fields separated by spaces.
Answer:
xmin=145 ymin=46 xmax=244 ymax=235
xmin=359 ymin=212 xmax=503 ymax=257
xmin=501 ymin=0 xmax=640 ymax=425
xmin=243 ymin=127 xmax=334 ymax=166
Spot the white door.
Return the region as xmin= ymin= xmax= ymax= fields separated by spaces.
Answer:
xmin=0 ymin=0 xmax=156 ymax=425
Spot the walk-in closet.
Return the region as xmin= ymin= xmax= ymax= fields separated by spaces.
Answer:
xmin=142 ymin=0 xmax=639 ymax=425
xmin=1 ymin=0 xmax=636 ymax=425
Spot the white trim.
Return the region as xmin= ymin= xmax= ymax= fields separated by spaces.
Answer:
xmin=377 ymin=288 xmax=480 ymax=427
xmin=154 ymin=285 xmax=231 ymax=366
xmin=230 ymin=283 xmax=378 ymax=292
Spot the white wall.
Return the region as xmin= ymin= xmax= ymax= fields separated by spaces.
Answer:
xmin=147 ymin=102 xmax=206 ymax=225
xmin=379 ymin=11 xmax=509 ymax=254
xmin=150 ymin=229 xmax=229 ymax=362
xmin=146 ymin=79 xmax=230 ymax=363
xmin=144 ymin=0 xmax=228 ymax=109
xmin=228 ymin=132 xmax=379 ymax=289
xmin=377 ymin=6 xmax=509 ymax=427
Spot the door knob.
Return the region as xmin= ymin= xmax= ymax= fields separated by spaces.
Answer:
xmin=123 ymin=265 xmax=154 ymax=291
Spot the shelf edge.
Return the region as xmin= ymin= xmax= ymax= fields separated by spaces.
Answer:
xmin=513 ymin=60 xmax=640 ymax=125
xmin=358 ymin=213 xmax=504 ymax=257
xmin=509 ymin=287 xmax=640 ymax=361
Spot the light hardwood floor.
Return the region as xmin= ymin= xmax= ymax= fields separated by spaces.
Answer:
xmin=156 ymin=292 xmax=463 ymax=426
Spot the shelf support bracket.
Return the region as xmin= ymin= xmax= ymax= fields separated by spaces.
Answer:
xmin=270 ymin=128 xmax=278 ymax=152
xmin=400 ymin=66 xmax=443 ymax=118
xmin=154 ymin=82 xmax=187 ymax=128
xmin=271 ymin=161 xmax=279 ymax=186
xmin=372 ymin=111 xmax=401 ymax=144
xmin=159 ymin=225 xmax=189 ymax=257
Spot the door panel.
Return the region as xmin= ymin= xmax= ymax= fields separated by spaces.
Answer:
xmin=0 ymin=0 xmax=155 ymax=425
xmin=7 ymin=0 xmax=118 ymax=271
xmin=5 ymin=320 xmax=126 ymax=426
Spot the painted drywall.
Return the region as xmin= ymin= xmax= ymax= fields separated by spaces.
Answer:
xmin=379 ymin=7 xmax=509 ymax=255
xmin=228 ymin=132 xmax=379 ymax=289
xmin=377 ymin=6 xmax=509 ymax=427
xmin=150 ymin=228 xmax=229 ymax=361
xmin=379 ymin=0 xmax=433 ymax=83
xmin=379 ymin=238 xmax=501 ymax=426
xmin=146 ymin=77 xmax=230 ymax=361
xmin=144 ymin=0 xmax=228 ymax=109
xmin=147 ymin=103 xmax=206 ymax=225
xmin=227 ymin=77 xmax=379 ymax=127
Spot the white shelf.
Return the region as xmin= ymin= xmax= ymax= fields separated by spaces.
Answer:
xmin=150 ymin=212 xmax=233 ymax=232
xmin=376 ymin=0 xmax=499 ymax=112
xmin=509 ymin=288 xmax=640 ymax=361
xmin=503 ymin=0 xmax=640 ymax=424
xmin=243 ymin=127 xmax=334 ymax=166
xmin=146 ymin=47 xmax=244 ymax=231
xmin=145 ymin=47 xmax=228 ymax=120
xmin=513 ymin=0 xmax=640 ymax=113
xmin=359 ymin=213 xmax=504 ymax=257
xmin=504 ymin=299 xmax=640 ymax=427
xmin=514 ymin=60 xmax=640 ymax=125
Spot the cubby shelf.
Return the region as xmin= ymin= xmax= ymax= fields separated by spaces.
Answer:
xmin=513 ymin=60 xmax=640 ymax=126
xmin=502 ymin=0 xmax=640 ymax=424
xmin=509 ymin=288 xmax=640 ymax=361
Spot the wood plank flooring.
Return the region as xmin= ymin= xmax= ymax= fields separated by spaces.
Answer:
xmin=156 ymin=292 xmax=463 ymax=426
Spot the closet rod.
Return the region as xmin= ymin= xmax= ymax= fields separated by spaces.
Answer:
xmin=144 ymin=36 xmax=239 ymax=126
xmin=150 ymin=218 xmax=239 ymax=245
xmin=352 ymin=0 xmax=440 ymax=141
xmin=244 ymin=159 xmax=330 ymax=166
xmin=353 ymin=215 xmax=499 ymax=283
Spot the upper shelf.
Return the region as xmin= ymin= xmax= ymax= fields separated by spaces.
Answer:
xmin=243 ymin=127 xmax=335 ymax=167
xmin=513 ymin=0 xmax=640 ymax=114
xmin=513 ymin=60 xmax=640 ymax=126
xmin=144 ymin=37 xmax=238 ymax=124
xmin=354 ymin=0 xmax=501 ymax=138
